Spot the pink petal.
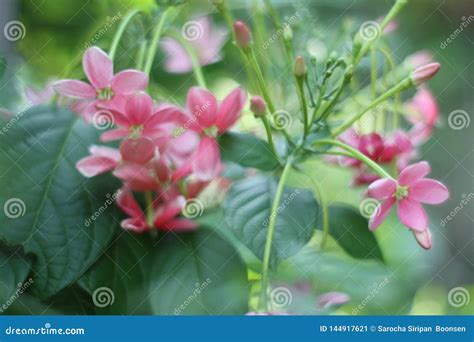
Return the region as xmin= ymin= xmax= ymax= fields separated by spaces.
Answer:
xmin=110 ymin=70 xmax=149 ymax=95
xmin=83 ymin=47 xmax=113 ymax=89
xmin=412 ymin=228 xmax=432 ymax=250
xmin=216 ymin=87 xmax=246 ymax=133
xmin=146 ymin=104 xmax=186 ymax=128
xmin=76 ymin=155 xmax=117 ymax=177
xmin=153 ymin=197 xmax=184 ymax=228
xmin=100 ymin=128 xmax=129 ymax=142
xmin=159 ymin=38 xmax=193 ymax=73
xmin=397 ymin=197 xmax=428 ymax=231
xmin=121 ymin=217 xmax=149 ymax=233
xmin=408 ymin=87 xmax=439 ymax=126
xmin=368 ymin=178 xmax=397 ymax=199
xmin=186 ymin=87 xmax=218 ymax=130
xmin=89 ymin=145 xmax=121 ymax=162
xmin=317 ymin=292 xmax=350 ymax=308
xmin=119 ymin=137 xmax=156 ymax=165
xmin=113 ymin=164 xmax=157 ymax=191
xmin=116 ymin=188 xmax=145 ymax=219
xmin=125 ymin=92 xmax=154 ymax=125
xmin=369 ymin=197 xmax=396 ymax=231
xmin=192 ymin=137 xmax=222 ymax=181
xmin=53 ymin=80 xmax=96 ymax=99
xmin=398 ymin=161 xmax=431 ymax=186
xmin=409 ymin=179 xmax=449 ymax=204
xmin=358 ymin=133 xmax=384 ymax=160
xmin=339 ymin=128 xmax=360 ymax=148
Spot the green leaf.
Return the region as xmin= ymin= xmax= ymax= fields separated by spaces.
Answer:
xmin=0 ymin=56 xmax=6 ymax=80
xmin=0 ymin=242 xmax=32 ymax=306
xmin=328 ymin=204 xmax=384 ymax=262
xmin=219 ymin=132 xmax=280 ymax=171
xmin=80 ymin=229 xmax=249 ymax=315
xmin=225 ymin=175 xmax=319 ymax=265
xmin=0 ymin=105 xmax=119 ymax=299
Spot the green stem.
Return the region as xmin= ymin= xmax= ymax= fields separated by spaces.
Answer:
xmin=135 ymin=40 xmax=148 ymax=70
xmin=109 ymin=9 xmax=141 ymax=60
xmin=332 ymin=76 xmax=412 ymax=137
xmin=316 ymin=140 xmax=393 ymax=179
xmin=309 ymin=177 xmax=329 ymax=248
xmin=260 ymin=115 xmax=278 ymax=160
xmin=378 ymin=45 xmax=401 ymax=129
xmin=143 ymin=8 xmax=173 ymax=75
xmin=296 ymin=78 xmax=309 ymax=137
xmin=260 ymin=159 xmax=293 ymax=311
xmin=145 ymin=191 xmax=155 ymax=227
xmin=165 ymin=31 xmax=207 ymax=88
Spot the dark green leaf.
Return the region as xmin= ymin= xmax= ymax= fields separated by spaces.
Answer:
xmin=219 ymin=132 xmax=280 ymax=171
xmin=329 ymin=204 xmax=384 ymax=262
xmin=225 ymin=175 xmax=319 ymax=265
xmin=0 ymin=56 xmax=6 ymax=80
xmin=0 ymin=242 xmax=32 ymax=306
xmin=0 ymin=105 xmax=119 ymax=299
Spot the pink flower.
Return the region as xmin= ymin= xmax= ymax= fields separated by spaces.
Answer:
xmin=25 ymin=82 xmax=55 ymax=105
xmin=76 ymin=145 xmax=121 ymax=178
xmin=160 ymin=17 xmax=227 ymax=74
xmin=53 ymin=47 xmax=148 ymax=120
xmin=317 ymin=292 xmax=350 ymax=309
xmin=405 ymin=50 xmax=433 ymax=68
xmin=368 ymin=161 xmax=449 ymax=249
xmin=406 ymin=87 xmax=439 ymax=145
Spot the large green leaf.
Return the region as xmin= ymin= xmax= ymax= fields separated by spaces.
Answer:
xmin=0 ymin=56 xmax=6 ymax=80
xmin=329 ymin=204 xmax=384 ymax=262
xmin=0 ymin=242 xmax=32 ymax=306
xmin=0 ymin=106 xmax=119 ymax=299
xmin=225 ymin=175 xmax=319 ymax=265
xmin=79 ymin=229 xmax=249 ymax=315
xmin=219 ymin=132 xmax=280 ymax=171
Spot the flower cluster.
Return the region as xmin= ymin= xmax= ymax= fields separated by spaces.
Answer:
xmin=53 ymin=46 xmax=246 ymax=232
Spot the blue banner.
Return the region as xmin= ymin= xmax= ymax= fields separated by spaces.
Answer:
xmin=0 ymin=316 xmax=472 ymax=341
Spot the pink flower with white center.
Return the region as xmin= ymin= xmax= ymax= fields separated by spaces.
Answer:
xmin=406 ymin=87 xmax=439 ymax=145
xmin=368 ymin=161 xmax=449 ymax=249
xmin=160 ymin=17 xmax=227 ymax=74
xmin=173 ymin=87 xmax=246 ymax=181
xmin=76 ymin=145 xmax=121 ymax=178
xmin=53 ymin=47 xmax=148 ymax=121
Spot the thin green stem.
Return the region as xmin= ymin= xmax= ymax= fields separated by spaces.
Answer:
xmin=145 ymin=191 xmax=155 ymax=227
xmin=309 ymin=177 xmax=329 ymax=248
xmin=260 ymin=115 xmax=279 ymax=161
xmin=165 ymin=30 xmax=207 ymax=88
xmin=332 ymin=76 xmax=412 ymax=137
xmin=316 ymin=140 xmax=393 ymax=179
xmin=135 ymin=40 xmax=148 ymax=70
xmin=260 ymin=159 xmax=293 ymax=311
xmin=143 ymin=8 xmax=173 ymax=75
xmin=296 ymin=78 xmax=309 ymax=137
xmin=378 ymin=45 xmax=401 ymax=129
xmin=109 ymin=9 xmax=141 ymax=60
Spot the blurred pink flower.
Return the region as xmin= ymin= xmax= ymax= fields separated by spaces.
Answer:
xmin=76 ymin=145 xmax=121 ymax=178
xmin=53 ymin=47 xmax=148 ymax=121
xmin=317 ymin=292 xmax=350 ymax=309
xmin=160 ymin=17 xmax=227 ymax=73
xmin=368 ymin=161 xmax=449 ymax=249
xmin=25 ymin=82 xmax=55 ymax=105
xmin=405 ymin=50 xmax=433 ymax=68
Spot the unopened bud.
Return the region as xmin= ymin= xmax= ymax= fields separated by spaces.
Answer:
xmin=410 ymin=62 xmax=441 ymax=86
xmin=250 ymin=96 xmax=267 ymax=117
xmin=233 ymin=21 xmax=252 ymax=50
xmin=293 ymin=56 xmax=306 ymax=78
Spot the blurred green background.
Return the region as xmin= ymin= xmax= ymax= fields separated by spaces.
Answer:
xmin=0 ymin=0 xmax=472 ymax=315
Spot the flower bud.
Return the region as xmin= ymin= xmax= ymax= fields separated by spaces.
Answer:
xmin=293 ymin=56 xmax=306 ymax=78
xmin=250 ymin=96 xmax=267 ymax=117
xmin=404 ymin=50 xmax=433 ymax=68
xmin=412 ymin=228 xmax=432 ymax=250
xmin=410 ymin=62 xmax=441 ymax=86
xmin=233 ymin=21 xmax=252 ymax=50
